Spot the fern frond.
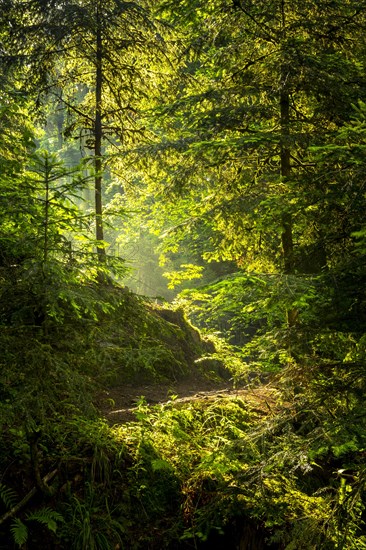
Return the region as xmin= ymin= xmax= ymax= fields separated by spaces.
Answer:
xmin=0 ymin=483 xmax=18 ymax=509
xmin=27 ymin=506 xmax=64 ymax=533
xmin=10 ymin=518 xmax=28 ymax=546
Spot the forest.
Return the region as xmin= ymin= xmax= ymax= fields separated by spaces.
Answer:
xmin=0 ymin=0 xmax=366 ymax=548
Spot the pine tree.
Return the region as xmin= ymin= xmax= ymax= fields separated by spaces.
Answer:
xmin=1 ymin=0 xmax=171 ymax=271
xmin=135 ymin=0 xmax=366 ymax=280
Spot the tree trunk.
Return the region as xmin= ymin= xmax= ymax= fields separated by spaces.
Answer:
xmin=43 ymin=154 xmax=50 ymax=264
xmin=94 ymin=1 xmax=106 ymax=265
xmin=280 ymin=0 xmax=297 ymax=327
xmin=280 ymin=88 xmax=294 ymax=276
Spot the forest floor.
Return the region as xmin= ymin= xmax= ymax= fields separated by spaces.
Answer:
xmin=97 ymin=376 xmax=280 ymax=424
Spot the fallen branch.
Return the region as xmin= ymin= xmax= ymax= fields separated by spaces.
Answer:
xmin=0 ymin=469 xmax=58 ymax=526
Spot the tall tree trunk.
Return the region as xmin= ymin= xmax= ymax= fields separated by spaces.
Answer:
xmin=56 ymin=98 xmax=64 ymax=150
xmin=280 ymin=88 xmax=294 ymax=276
xmin=95 ymin=1 xmax=106 ymax=265
xmin=43 ymin=154 xmax=50 ymax=265
xmin=280 ymin=90 xmax=297 ymax=326
xmin=280 ymin=0 xmax=297 ymax=327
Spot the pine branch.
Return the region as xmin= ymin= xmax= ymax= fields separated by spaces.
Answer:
xmin=232 ymin=0 xmax=277 ymax=44
xmin=50 ymin=92 xmax=95 ymax=125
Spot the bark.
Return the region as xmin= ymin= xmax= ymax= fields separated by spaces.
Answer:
xmin=280 ymin=1 xmax=293 ymax=275
xmin=95 ymin=1 xmax=106 ymax=265
xmin=43 ymin=154 xmax=50 ymax=264
xmin=30 ymin=434 xmax=54 ymax=497
xmin=280 ymin=87 xmax=298 ymax=326
xmin=280 ymin=87 xmax=294 ymax=276
xmin=280 ymin=1 xmax=297 ymax=327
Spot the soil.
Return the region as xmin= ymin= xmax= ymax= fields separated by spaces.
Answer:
xmin=97 ymin=376 xmax=280 ymax=424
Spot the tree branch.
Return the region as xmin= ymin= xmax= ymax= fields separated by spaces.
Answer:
xmin=232 ymin=0 xmax=278 ymax=44
xmin=0 ymin=469 xmax=58 ymax=526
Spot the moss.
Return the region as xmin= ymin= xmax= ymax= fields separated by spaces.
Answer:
xmin=97 ymin=293 xmax=229 ymax=384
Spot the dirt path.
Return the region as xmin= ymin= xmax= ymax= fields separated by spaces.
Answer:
xmin=97 ymin=377 xmax=279 ymax=424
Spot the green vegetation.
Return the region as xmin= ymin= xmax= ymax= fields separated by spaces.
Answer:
xmin=0 ymin=0 xmax=366 ymax=548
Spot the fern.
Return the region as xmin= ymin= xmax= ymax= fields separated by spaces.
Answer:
xmin=0 ymin=483 xmax=18 ymax=509
xmin=27 ymin=506 xmax=64 ymax=533
xmin=10 ymin=518 xmax=28 ymax=546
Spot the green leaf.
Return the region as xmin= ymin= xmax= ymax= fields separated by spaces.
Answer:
xmin=27 ymin=507 xmax=64 ymax=533
xmin=0 ymin=484 xmax=18 ymax=509
xmin=10 ymin=518 xmax=28 ymax=546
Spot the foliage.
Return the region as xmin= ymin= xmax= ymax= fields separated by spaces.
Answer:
xmin=9 ymin=508 xmax=64 ymax=547
xmin=118 ymin=0 xmax=366 ymax=302
xmin=60 ymin=483 xmax=124 ymax=550
xmin=1 ymin=363 xmax=365 ymax=549
xmin=1 ymin=0 xmax=366 ymax=548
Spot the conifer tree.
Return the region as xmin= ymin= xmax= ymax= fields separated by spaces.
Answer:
xmin=136 ymin=0 xmax=366 ymax=280
xmin=1 ymin=0 xmax=170 ymax=270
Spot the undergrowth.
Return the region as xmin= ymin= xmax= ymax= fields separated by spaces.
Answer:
xmin=0 ymin=271 xmax=365 ymax=548
xmin=1 ymin=370 xmax=365 ymax=549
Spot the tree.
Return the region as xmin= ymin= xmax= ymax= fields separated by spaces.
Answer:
xmin=130 ymin=0 xmax=366 ymax=280
xmin=1 ymin=0 xmax=171 ymax=271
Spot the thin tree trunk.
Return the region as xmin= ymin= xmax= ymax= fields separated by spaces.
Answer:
xmin=280 ymin=88 xmax=294 ymax=276
xmin=43 ymin=154 xmax=50 ymax=335
xmin=57 ymin=98 xmax=64 ymax=149
xmin=280 ymin=0 xmax=297 ymax=327
xmin=44 ymin=154 xmax=49 ymax=264
xmin=95 ymin=1 xmax=106 ymax=265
